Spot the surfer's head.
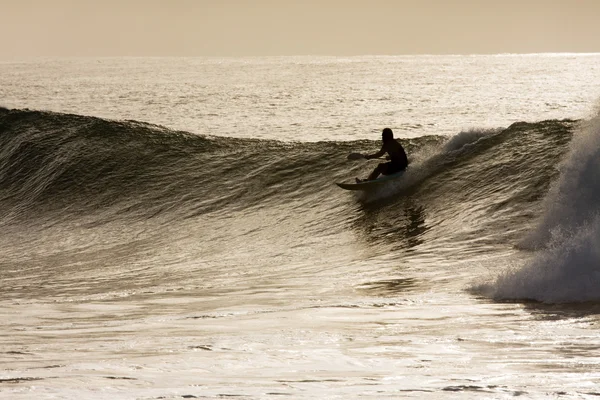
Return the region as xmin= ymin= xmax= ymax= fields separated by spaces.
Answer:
xmin=382 ymin=128 xmax=394 ymax=143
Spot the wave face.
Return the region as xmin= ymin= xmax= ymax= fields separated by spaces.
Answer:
xmin=2 ymin=106 xmax=594 ymax=303
xmin=0 ymin=107 xmax=343 ymax=223
xmin=0 ymin=107 xmax=574 ymax=220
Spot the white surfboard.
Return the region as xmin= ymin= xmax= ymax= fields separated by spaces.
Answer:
xmin=336 ymin=170 xmax=405 ymax=191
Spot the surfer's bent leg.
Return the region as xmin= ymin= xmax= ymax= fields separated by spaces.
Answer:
xmin=367 ymin=163 xmax=388 ymax=180
xmin=382 ymin=162 xmax=405 ymax=176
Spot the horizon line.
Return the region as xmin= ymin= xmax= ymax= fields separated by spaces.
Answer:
xmin=2 ymin=52 xmax=600 ymax=60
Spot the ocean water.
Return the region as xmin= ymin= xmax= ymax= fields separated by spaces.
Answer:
xmin=1 ymin=55 xmax=600 ymax=399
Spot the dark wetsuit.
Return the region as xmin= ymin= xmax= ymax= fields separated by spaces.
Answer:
xmin=380 ymin=139 xmax=408 ymax=175
xmin=361 ymin=137 xmax=409 ymax=182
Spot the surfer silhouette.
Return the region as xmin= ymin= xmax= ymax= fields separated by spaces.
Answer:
xmin=356 ymin=128 xmax=408 ymax=182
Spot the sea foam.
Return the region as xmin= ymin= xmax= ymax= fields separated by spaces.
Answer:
xmin=481 ymin=111 xmax=600 ymax=303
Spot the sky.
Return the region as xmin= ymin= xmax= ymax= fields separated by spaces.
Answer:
xmin=2 ymin=0 xmax=599 ymax=57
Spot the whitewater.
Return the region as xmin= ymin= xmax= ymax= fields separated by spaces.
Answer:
xmin=1 ymin=55 xmax=600 ymax=399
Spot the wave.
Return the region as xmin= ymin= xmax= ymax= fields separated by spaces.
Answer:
xmin=0 ymin=107 xmax=575 ymax=222
xmin=0 ymin=107 xmax=581 ymax=240
xmin=474 ymin=111 xmax=600 ymax=303
xmin=0 ymin=107 xmax=321 ymax=223
xmin=3 ymin=106 xmax=594 ymax=302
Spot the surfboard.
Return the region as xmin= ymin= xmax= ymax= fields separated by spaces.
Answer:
xmin=336 ymin=170 xmax=405 ymax=191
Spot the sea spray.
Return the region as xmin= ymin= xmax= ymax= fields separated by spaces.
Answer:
xmin=519 ymin=112 xmax=600 ymax=249
xmin=359 ymin=128 xmax=499 ymax=202
xmin=478 ymin=112 xmax=600 ymax=303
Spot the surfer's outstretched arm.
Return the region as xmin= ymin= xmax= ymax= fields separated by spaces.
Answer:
xmin=364 ymin=144 xmax=386 ymax=160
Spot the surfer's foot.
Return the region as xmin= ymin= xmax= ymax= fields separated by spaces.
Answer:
xmin=355 ymin=178 xmax=365 ymax=183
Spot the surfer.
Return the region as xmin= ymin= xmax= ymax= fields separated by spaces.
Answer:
xmin=356 ymin=128 xmax=408 ymax=182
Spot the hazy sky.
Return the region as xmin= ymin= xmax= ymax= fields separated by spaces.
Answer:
xmin=2 ymin=0 xmax=599 ymax=57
